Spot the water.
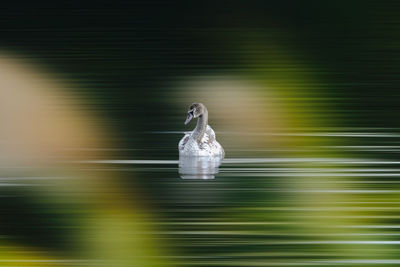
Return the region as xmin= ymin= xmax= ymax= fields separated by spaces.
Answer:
xmin=57 ymin=129 xmax=400 ymax=266
xmin=0 ymin=3 xmax=399 ymax=265
xmin=1 ymin=118 xmax=400 ymax=266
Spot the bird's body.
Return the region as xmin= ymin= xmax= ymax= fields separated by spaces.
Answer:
xmin=179 ymin=125 xmax=224 ymax=157
xmin=178 ymin=103 xmax=225 ymax=157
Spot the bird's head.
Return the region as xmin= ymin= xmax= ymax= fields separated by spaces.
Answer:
xmin=184 ymin=103 xmax=206 ymax=125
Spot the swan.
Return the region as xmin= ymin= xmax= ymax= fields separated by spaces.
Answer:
xmin=179 ymin=103 xmax=225 ymax=157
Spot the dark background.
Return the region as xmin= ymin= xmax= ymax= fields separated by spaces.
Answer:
xmin=0 ymin=0 xmax=400 ymax=258
xmin=0 ymin=1 xmax=399 ymax=135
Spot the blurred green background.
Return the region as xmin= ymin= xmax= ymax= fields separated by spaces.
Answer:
xmin=0 ymin=1 xmax=400 ymax=266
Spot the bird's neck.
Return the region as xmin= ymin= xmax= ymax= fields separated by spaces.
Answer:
xmin=192 ymin=109 xmax=208 ymax=142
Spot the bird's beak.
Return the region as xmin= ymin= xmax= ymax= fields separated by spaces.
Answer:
xmin=185 ymin=112 xmax=193 ymax=125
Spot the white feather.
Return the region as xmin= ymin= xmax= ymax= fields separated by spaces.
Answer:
xmin=179 ymin=125 xmax=224 ymax=157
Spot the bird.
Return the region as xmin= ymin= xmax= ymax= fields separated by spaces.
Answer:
xmin=179 ymin=103 xmax=225 ymax=157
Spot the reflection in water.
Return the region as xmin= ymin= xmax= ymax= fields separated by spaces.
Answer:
xmin=179 ymin=156 xmax=222 ymax=179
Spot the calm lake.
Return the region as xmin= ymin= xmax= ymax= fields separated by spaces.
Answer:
xmin=70 ymin=130 xmax=400 ymax=266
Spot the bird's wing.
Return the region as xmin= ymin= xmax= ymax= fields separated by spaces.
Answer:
xmin=179 ymin=133 xmax=191 ymax=150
